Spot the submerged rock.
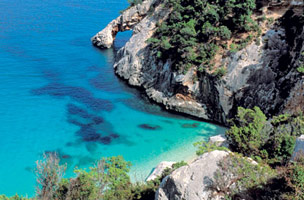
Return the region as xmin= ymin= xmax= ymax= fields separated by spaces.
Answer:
xmin=181 ymin=123 xmax=200 ymax=128
xmin=138 ymin=124 xmax=161 ymax=130
xmin=32 ymin=83 xmax=113 ymax=111
xmin=61 ymin=154 xmax=71 ymax=159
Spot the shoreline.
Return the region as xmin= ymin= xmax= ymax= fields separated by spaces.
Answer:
xmin=129 ymin=130 xmax=226 ymax=183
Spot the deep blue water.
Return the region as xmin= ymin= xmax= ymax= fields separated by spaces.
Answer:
xmin=0 ymin=0 xmax=226 ymax=196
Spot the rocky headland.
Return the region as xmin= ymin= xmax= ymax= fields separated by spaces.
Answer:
xmin=92 ymin=0 xmax=303 ymax=125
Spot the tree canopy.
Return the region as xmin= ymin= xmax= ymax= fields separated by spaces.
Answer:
xmin=148 ymin=0 xmax=258 ymax=73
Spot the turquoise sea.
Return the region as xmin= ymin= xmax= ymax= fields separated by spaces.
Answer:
xmin=0 ymin=0 xmax=226 ymax=196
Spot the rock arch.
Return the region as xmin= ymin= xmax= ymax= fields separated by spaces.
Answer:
xmin=91 ymin=0 xmax=159 ymax=49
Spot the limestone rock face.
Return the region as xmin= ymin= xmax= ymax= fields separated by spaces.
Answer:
xmin=146 ymin=161 xmax=175 ymax=182
xmin=92 ymin=4 xmax=304 ymax=124
xmin=155 ymin=150 xmax=229 ymax=200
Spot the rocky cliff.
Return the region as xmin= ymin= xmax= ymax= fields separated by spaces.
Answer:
xmin=92 ymin=1 xmax=304 ymax=124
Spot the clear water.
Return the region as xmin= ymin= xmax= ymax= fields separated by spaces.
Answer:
xmin=0 ymin=0 xmax=226 ymax=196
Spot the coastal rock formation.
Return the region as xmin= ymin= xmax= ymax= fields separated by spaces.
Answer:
xmin=91 ymin=0 xmax=163 ymax=49
xmin=92 ymin=2 xmax=304 ymax=124
xmin=146 ymin=161 xmax=175 ymax=182
xmin=155 ymin=150 xmax=229 ymax=200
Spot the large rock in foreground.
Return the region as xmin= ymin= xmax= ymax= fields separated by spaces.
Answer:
xmin=155 ymin=150 xmax=229 ymax=200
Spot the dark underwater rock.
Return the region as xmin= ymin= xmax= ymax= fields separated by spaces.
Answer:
xmin=92 ymin=116 xmax=104 ymax=124
xmin=138 ymin=124 xmax=161 ymax=130
xmin=100 ymin=136 xmax=112 ymax=144
xmin=61 ymin=154 xmax=71 ymax=159
xmin=181 ymin=123 xmax=200 ymax=128
xmin=67 ymin=103 xmax=91 ymax=119
xmin=110 ymin=133 xmax=120 ymax=138
xmin=32 ymin=83 xmax=113 ymax=111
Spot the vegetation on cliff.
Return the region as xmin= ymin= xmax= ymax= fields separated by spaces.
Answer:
xmin=227 ymin=107 xmax=304 ymax=166
xmin=147 ymin=0 xmax=259 ymax=73
xmin=211 ymin=152 xmax=277 ymax=198
xmin=217 ymin=107 xmax=304 ymax=199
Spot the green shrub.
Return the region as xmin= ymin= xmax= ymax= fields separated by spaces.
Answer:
xmin=0 ymin=195 xmax=30 ymax=200
xmin=258 ymin=15 xmax=267 ymax=22
xmin=211 ymin=153 xmax=276 ymax=197
xmin=226 ymin=106 xmax=268 ymax=156
xmin=287 ymin=163 xmax=304 ymax=198
xmin=266 ymin=114 xmax=304 ymax=165
xmin=227 ymin=107 xmax=304 ymax=165
xmin=297 ymin=66 xmax=304 ymax=74
xmin=267 ymin=17 xmax=275 ymax=25
xmin=102 ymin=156 xmax=132 ymax=200
xmin=160 ymin=37 xmax=172 ymax=50
xmin=239 ymin=34 xmax=254 ymax=49
xmin=146 ymin=38 xmax=161 ymax=48
xmin=172 ymin=161 xmax=187 ymax=169
xmin=35 ymin=153 xmax=66 ymax=200
xmin=218 ymin=26 xmax=232 ymax=40
xmin=213 ymin=67 xmax=227 ymax=78
xmin=55 ymin=156 xmax=132 ymax=200
xmin=296 ymin=51 xmax=304 ymax=74
xmin=283 ymin=153 xmax=304 ymax=199
xmin=67 ymin=170 xmax=100 ymax=200
xmin=229 ymin=43 xmax=239 ymax=53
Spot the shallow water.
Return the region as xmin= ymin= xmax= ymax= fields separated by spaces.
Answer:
xmin=0 ymin=0 xmax=226 ymax=196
